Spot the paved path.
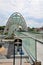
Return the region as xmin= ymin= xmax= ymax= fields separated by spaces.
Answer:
xmin=21 ymin=32 xmax=43 ymax=42
xmin=37 ymin=42 xmax=43 ymax=65
xmin=0 ymin=59 xmax=31 ymax=65
xmin=0 ymin=59 xmax=13 ymax=65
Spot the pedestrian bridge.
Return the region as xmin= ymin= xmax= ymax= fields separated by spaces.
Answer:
xmin=0 ymin=31 xmax=42 ymax=65
xmin=0 ymin=12 xmax=43 ymax=65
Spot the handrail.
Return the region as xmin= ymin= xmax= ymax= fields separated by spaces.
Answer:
xmin=0 ymin=32 xmax=42 ymax=64
xmin=20 ymin=32 xmax=43 ymax=43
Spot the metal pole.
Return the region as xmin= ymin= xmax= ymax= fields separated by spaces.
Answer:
xmin=20 ymin=42 xmax=22 ymax=65
xmin=13 ymin=43 xmax=15 ymax=65
xmin=35 ymin=40 xmax=37 ymax=61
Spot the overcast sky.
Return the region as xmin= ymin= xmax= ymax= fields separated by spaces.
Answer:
xmin=0 ymin=0 xmax=43 ymax=28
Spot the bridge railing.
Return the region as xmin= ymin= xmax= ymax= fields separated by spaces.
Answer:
xmin=0 ymin=31 xmax=43 ymax=65
xmin=15 ymin=31 xmax=43 ymax=64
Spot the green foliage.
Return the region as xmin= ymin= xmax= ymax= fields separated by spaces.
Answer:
xmin=27 ymin=27 xmax=39 ymax=33
xmin=0 ymin=26 xmax=5 ymax=30
xmin=4 ymin=32 xmax=8 ymax=35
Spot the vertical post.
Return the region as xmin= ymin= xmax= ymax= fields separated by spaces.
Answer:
xmin=42 ymin=33 xmax=43 ymax=40
xmin=20 ymin=42 xmax=22 ymax=65
xmin=13 ymin=42 xmax=15 ymax=65
xmin=35 ymin=40 xmax=37 ymax=61
xmin=33 ymin=40 xmax=41 ymax=65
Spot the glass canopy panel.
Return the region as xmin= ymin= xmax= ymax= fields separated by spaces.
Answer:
xmin=22 ymin=37 xmax=36 ymax=60
xmin=4 ymin=12 xmax=27 ymax=34
xmin=15 ymin=31 xmax=37 ymax=60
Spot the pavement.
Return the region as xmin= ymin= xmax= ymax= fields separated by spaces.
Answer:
xmin=0 ymin=59 xmax=31 ymax=65
xmin=37 ymin=42 xmax=43 ymax=65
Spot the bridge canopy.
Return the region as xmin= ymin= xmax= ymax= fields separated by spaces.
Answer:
xmin=4 ymin=12 xmax=27 ymax=34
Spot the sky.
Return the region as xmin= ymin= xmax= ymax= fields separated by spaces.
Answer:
xmin=0 ymin=0 xmax=43 ymax=28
